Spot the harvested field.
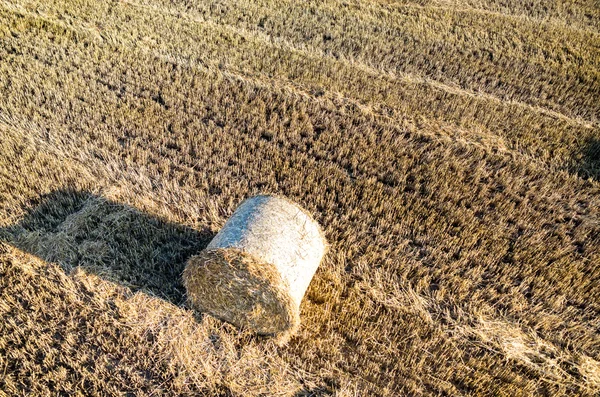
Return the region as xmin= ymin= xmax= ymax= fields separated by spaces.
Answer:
xmin=0 ymin=0 xmax=599 ymax=395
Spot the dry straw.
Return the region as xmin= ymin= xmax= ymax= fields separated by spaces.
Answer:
xmin=183 ymin=195 xmax=327 ymax=338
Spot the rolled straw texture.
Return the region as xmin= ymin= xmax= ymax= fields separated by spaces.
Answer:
xmin=183 ymin=195 xmax=327 ymax=336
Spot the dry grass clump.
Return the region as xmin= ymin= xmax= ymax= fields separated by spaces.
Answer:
xmin=0 ymin=0 xmax=599 ymax=395
xmin=184 ymin=195 xmax=327 ymax=338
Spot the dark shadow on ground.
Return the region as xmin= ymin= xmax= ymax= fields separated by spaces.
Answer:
xmin=579 ymin=137 xmax=600 ymax=181
xmin=293 ymin=388 xmax=332 ymax=397
xmin=0 ymin=189 xmax=214 ymax=306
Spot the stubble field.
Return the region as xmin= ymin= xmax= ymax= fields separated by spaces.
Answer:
xmin=0 ymin=0 xmax=599 ymax=395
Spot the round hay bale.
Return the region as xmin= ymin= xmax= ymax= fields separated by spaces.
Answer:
xmin=183 ymin=195 xmax=327 ymax=337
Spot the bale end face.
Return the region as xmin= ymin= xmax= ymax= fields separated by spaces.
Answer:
xmin=183 ymin=248 xmax=300 ymax=336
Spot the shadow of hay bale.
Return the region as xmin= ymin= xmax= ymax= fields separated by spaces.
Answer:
xmin=580 ymin=137 xmax=600 ymax=181
xmin=293 ymin=387 xmax=332 ymax=397
xmin=0 ymin=189 xmax=214 ymax=305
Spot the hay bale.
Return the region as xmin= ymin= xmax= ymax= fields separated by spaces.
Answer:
xmin=183 ymin=195 xmax=327 ymax=337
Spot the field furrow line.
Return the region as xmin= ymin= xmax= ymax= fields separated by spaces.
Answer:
xmin=360 ymin=0 xmax=600 ymax=35
xmin=0 ymin=4 xmax=596 ymax=181
xmin=119 ymin=0 xmax=597 ymax=129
